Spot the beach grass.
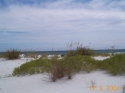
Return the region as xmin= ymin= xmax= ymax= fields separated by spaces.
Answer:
xmin=12 ymin=55 xmax=100 ymax=76
xmin=12 ymin=44 xmax=125 ymax=81
xmin=100 ymin=53 xmax=125 ymax=75
xmin=0 ymin=52 xmax=5 ymax=58
xmin=5 ymin=49 xmax=20 ymax=60
xmin=13 ymin=53 xmax=125 ymax=78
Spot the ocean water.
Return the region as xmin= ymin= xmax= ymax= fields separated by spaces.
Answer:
xmin=21 ymin=51 xmax=67 ymax=55
xmin=0 ymin=49 xmax=125 ymax=55
xmin=20 ymin=49 xmax=125 ymax=55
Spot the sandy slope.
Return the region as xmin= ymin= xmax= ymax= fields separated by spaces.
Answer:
xmin=92 ymin=56 xmax=110 ymax=61
xmin=0 ymin=57 xmax=125 ymax=93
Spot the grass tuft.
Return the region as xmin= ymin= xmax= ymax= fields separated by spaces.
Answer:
xmin=101 ymin=54 xmax=125 ymax=75
xmin=5 ymin=49 xmax=20 ymax=60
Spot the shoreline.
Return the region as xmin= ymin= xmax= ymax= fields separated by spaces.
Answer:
xmin=0 ymin=49 xmax=125 ymax=55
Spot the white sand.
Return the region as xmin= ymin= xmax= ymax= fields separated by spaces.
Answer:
xmin=92 ymin=56 xmax=110 ymax=61
xmin=0 ymin=57 xmax=125 ymax=93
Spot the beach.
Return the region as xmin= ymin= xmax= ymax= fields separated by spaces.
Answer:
xmin=0 ymin=0 xmax=125 ymax=92
xmin=0 ymin=56 xmax=125 ymax=93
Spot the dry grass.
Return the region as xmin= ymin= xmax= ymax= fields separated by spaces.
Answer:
xmin=5 ymin=49 xmax=20 ymax=60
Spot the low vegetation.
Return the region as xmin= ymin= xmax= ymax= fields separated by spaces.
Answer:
xmin=0 ymin=52 xmax=5 ymax=58
xmin=5 ymin=49 xmax=20 ymax=60
xmin=13 ymin=55 xmax=100 ymax=80
xmin=100 ymin=54 xmax=125 ymax=75
xmin=23 ymin=51 xmax=38 ymax=59
xmin=66 ymin=47 xmax=95 ymax=57
xmin=13 ymin=53 xmax=125 ymax=80
xmin=12 ymin=43 xmax=125 ymax=81
xmin=66 ymin=42 xmax=95 ymax=57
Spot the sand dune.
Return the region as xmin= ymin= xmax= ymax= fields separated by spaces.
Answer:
xmin=0 ymin=57 xmax=125 ymax=93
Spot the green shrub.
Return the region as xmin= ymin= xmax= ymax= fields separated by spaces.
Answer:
xmin=13 ymin=58 xmax=52 ymax=76
xmin=82 ymin=56 xmax=100 ymax=72
xmin=61 ymin=54 xmax=65 ymax=57
xmin=47 ymin=57 xmax=79 ymax=81
xmin=66 ymin=47 xmax=95 ymax=57
xmin=13 ymin=55 xmax=100 ymax=76
xmin=13 ymin=53 xmax=125 ymax=81
xmin=48 ymin=55 xmax=100 ymax=81
xmin=5 ymin=49 xmax=20 ymax=60
xmin=13 ymin=55 xmax=84 ymax=81
xmin=64 ymin=55 xmax=84 ymax=72
xmin=66 ymin=42 xmax=95 ymax=57
xmin=48 ymin=59 xmax=66 ymax=81
xmin=76 ymin=47 xmax=95 ymax=56
xmin=101 ymin=54 xmax=125 ymax=75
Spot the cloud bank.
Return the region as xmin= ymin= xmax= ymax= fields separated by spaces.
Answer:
xmin=0 ymin=0 xmax=125 ymax=51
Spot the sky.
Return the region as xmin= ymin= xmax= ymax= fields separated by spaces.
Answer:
xmin=0 ymin=0 xmax=125 ymax=52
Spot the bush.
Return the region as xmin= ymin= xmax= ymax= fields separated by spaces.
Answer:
xmin=48 ymin=59 xmax=66 ymax=81
xmin=13 ymin=55 xmax=100 ymax=77
xmin=76 ymin=47 xmax=95 ymax=56
xmin=5 ymin=49 xmax=20 ymax=60
xmin=100 ymin=54 xmax=125 ymax=75
xmin=13 ymin=58 xmax=51 ymax=76
xmin=82 ymin=56 xmax=100 ymax=73
xmin=46 ymin=55 xmax=100 ymax=81
xmin=66 ymin=42 xmax=95 ymax=57
xmin=13 ymin=53 xmax=125 ymax=82
xmin=46 ymin=57 xmax=79 ymax=81
xmin=66 ymin=47 xmax=95 ymax=57
xmin=61 ymin=54 xmax=65 ymax=57
xmin=13 ymin=56 xmax=84 ymax=81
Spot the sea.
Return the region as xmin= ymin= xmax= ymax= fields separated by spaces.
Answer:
xmin=0 ymin=49 xmax=125 ymax=55
xmin=20 ymin=49 xmax=125 ymax=55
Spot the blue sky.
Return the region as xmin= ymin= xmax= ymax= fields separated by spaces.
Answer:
xmin=0 ymin=0 xmax=125 ymax=51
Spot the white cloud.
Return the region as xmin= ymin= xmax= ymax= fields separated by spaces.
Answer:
xmin=0 ymin=5 xmax=125 ymax=32
xmin=0 ymin=0 xmax=125 ymax=51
